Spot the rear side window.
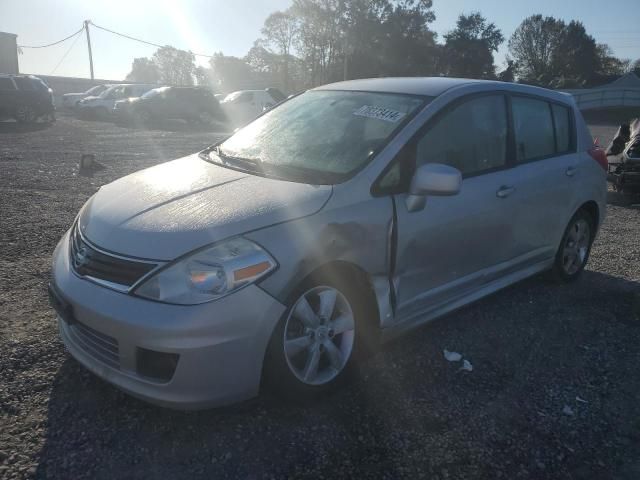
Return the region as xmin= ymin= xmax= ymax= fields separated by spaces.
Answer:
xmin=14 ymin=77 xmax=36 ymax=91
xmin=0 ymin=78 xmax=16 ymax=90
xmin=415 ymin=94 xmax=508 ymax=176
xmin=512 ymin=97 xmax=555 ymax=162
xmin=551 ymin=103 xmax=572 ymax=153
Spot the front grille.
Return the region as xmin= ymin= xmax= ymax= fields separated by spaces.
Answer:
xmin=70 ymin=225 xmax=157 ymax=289
xmin=66 ymin=320 xmax=120 ymax=369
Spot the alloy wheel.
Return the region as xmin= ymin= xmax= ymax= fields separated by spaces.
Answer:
xmin=562 ymin=218 xmax=591 ymax=275
xmin=283 ymin=286 xmax=355 ymax=386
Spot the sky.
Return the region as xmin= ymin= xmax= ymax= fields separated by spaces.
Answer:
xmin=2 ymin=0 xmax=639 ymax=80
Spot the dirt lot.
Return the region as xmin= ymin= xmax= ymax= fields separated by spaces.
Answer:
xmin=1 ymin=116 xmax=639 ymax=479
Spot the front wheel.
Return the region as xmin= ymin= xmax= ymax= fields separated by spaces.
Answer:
xmin=551 ymin=210 xmax=594 ymax=282
xmin=264 ymin=277 xmax=367 ymax=401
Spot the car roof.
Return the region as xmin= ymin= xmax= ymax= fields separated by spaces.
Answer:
xmin=314 ymin=77 xmax=573 ymax=104
xmin=315 ymin=77 xmax=482 ymax=96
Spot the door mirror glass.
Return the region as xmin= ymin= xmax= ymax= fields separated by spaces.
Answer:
xmin=406 ymin=163 xmax=462 ymax=212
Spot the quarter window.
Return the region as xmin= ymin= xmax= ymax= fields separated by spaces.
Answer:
xmin=551 ymin=103 xmax=571 ymax=153
xmin=415 ymin=94 xmax=508 ymax=176
xmin=512 ymin=97 xmax=555 ymax=162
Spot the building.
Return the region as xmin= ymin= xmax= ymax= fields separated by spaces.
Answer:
xmin=0 ymin=31 xmax=19 ymax=74
xmin=564 ymin=72 xmax=640 ymax=111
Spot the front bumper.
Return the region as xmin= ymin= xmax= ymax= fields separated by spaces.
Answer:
xmin=51 ymin=231 xmax=286 ymax=409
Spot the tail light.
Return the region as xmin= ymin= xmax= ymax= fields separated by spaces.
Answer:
xmin=588 ymin=145 xmax=608 ymax=171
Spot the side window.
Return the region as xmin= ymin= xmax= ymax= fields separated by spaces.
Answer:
xmin=416 ymin=94 xmax=508 ymax=176
xmin=0 ymin=78 xmax=16 ymax=90
xmin=14 ymin=77 xmax=36 ymax=91
xmin=512 ymin=97 xmax=555 ymax=162
xmin=551 ymin=103 xmax=572 ymax=153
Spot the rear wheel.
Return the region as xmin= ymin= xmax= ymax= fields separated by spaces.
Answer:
xmin=551 ymin=210 xmax=594 ymax=282
xmin=264 ymin=273 xmax=374 ymax=401
xmin=15 ymin=105 xmax=36 ymax=123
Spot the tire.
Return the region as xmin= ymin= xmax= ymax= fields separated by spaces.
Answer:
xmin=15 ymin=105 xmax=36 ymax=123
xmin=263 ymin=271 xmax=376 ymax=401
xmin=551 ymin=209 xmax=595 ymax=282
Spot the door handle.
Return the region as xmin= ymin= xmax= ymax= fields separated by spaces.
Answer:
xmin=566 ymin=166 xmax=577 ymax=177
xmin=496 ymin=186 xmax=515 ymax=198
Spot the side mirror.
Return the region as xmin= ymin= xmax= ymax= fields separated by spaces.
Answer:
xmin=405 ymin=163 xmax=462 ymax=212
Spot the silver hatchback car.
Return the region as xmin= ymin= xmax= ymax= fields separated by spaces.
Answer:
xmin=50 ymin=78 xmax=607 ymax=409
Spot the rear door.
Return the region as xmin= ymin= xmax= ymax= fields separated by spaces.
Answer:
xmin=508 ymin=96 xmax=578 ymax=262
xmin=391 ymin=93 xmax=522 ymax=320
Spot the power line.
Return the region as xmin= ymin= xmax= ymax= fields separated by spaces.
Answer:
xmin=89 ymin=21 xmax=213 ymax=58
xmin=50 ymin=29 xmax=83 ymax=75
xmin=18 ymin=26 xmax=85 ymax=49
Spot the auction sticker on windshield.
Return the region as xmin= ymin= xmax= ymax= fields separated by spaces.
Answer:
xmin=353 ymin=105 xmax=406 ymax=123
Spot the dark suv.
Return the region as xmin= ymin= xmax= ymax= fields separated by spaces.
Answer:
xmin=114 ymin=86 xmax=226 ymax=126
xmin=0 ymin=74 xmax=55 ymax=123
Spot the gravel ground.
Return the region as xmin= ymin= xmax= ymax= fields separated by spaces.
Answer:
xmin=1 ymin=117 xmax=639 ymax=480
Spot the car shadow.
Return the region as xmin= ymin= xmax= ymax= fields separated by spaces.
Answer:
xmin=0 ymin=121 xmax=52 ymax=133
xmin=34 ymin=269 xmax=640 ymax=478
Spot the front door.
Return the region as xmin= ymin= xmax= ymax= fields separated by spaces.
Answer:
xmin=392 ymin=93 xmax=521 ymax=321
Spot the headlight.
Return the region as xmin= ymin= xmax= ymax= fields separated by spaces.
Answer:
xmin=133 ymin=237 xmax=277 ymax=305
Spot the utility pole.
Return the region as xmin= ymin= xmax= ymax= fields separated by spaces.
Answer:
xmin=84 ymin=20 xmax=94 ymax=80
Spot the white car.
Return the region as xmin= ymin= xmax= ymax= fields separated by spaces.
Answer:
xmin=77 ymin=84 xmax=156 ymax=119
xmin=220 ymin=88 xmax=285 ymax=127
xmin=50 ymin=77 xmax=606 ymax=409
xmin=61 ymin=84 xmax=111 ymax=110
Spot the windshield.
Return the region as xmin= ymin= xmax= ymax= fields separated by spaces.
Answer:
xmin=86 ymin=85 xmax=105 ymax=95
xmin=222 ymin=91 xmax=242 ymax=103
xmin=98 ymin=86 xmax=117 ymax=99
xmin=211 ymin=90 xmax=427 ymax=183
xmin=142 ymin=87 xmax=169 ymax=99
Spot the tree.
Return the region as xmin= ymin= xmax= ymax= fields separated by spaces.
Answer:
xmin=262 ymin=10 xmax=299 ymax=91
xmin=125 ymin=58 xmax=160 ymax=83
xmin=152 ymin=46 xmax=195 ymax=86
xmin=549 ymin=20 xmax=599 ymax=88
xmin=443 ymin=12 xmax=504 ymax=79
xmin=194 ymin=66 xmax=213 ymax=87
xmin=596 ymin=44 xmax=630 ymax=77
xmin=375 ymin=0 xmax=439 ymax=77
xmin=508 ymin=15 xmax=564 ymax=85
xmin=508 ymin=15 xmax=629 ymax=88
xmin=209 ymin=53 xmax=254 ymax=92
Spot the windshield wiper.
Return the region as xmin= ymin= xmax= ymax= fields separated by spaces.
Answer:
xmin=209 ymin=146 xmax=265 ymax=173
xmin=202 ymin=146 xmax=342 ymax=185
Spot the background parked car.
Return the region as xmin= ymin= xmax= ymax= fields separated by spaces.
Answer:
xmin=77 ymin=84 xmax=156 ymax=120
xmin=114 ymin=86 xmax=226 ymax=127
xmin=0 ymin=74 xmax=55 ymax=123
xmin=61 ymin=84 xmax=111 ymax=111
xmin=220 ymin=88 xmax=285 ymax=127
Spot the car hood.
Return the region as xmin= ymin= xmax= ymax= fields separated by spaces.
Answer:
xmin=78 ymin=154 xmax=332 ymax=260
xmin=63 ymin=93 xmax=85 ymax=98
